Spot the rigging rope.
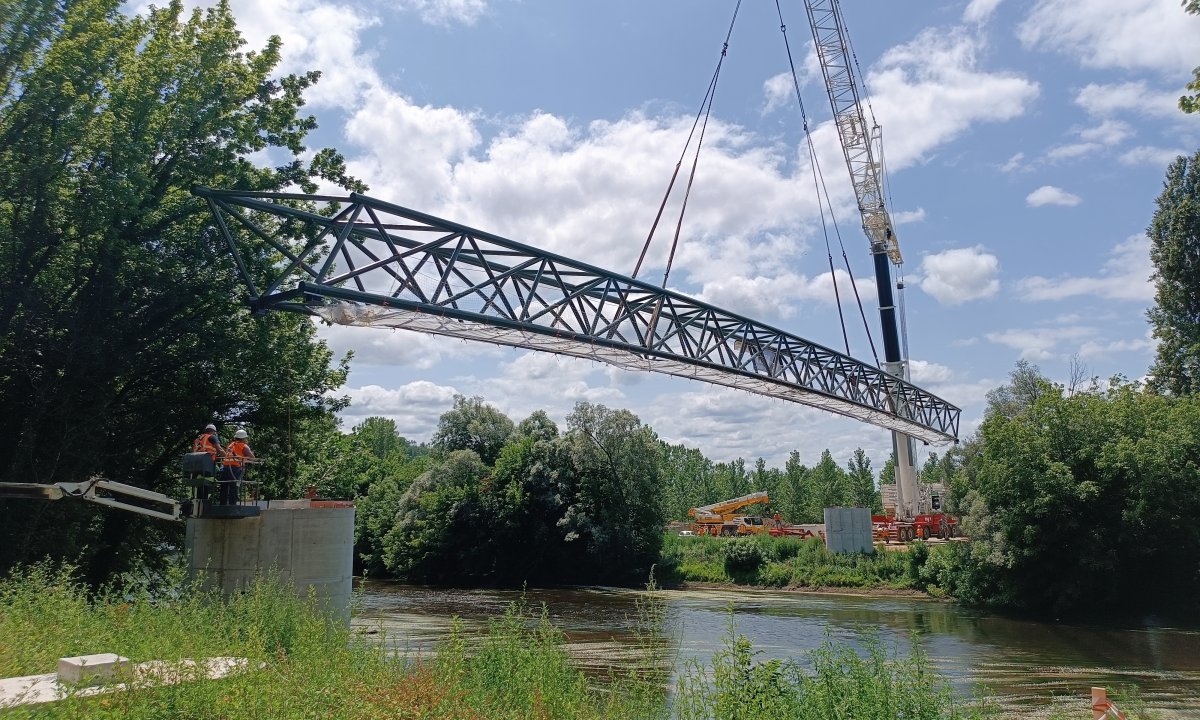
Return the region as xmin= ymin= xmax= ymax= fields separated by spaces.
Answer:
xmin=632 ymin=0 xmax=743 ymax=285
xmin=774 ymin=0 xmax=880 ymax=364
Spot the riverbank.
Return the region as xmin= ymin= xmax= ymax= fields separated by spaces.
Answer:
xmin=657 ymin=532 xmax=959 ymax=598
xmin=0 ymin=564 xmax=994 ymax=720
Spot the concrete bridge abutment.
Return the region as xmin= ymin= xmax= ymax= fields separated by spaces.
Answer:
xmin=184 ymin=500 xmax=354 ymax=621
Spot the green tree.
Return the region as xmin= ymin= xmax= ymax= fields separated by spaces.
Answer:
xmin=382 ymin=450 xmax=490 ymax=582
xmin=354 ymin=417 xmax=407 ymax=460
xmin=0 ymin=0 xmax=356 ymax=581
xmin=658 ymin=442 xmax=715 ymax=520
xmin=1181 ymin=1 xmax=1200 ymax=113
xmin=713 ymin=458 xmax=749 ymax=501
xmin=779 ymin=451 xmax=810 ymax=522
xmin=810 ymin=450 xmax=847 ymax=513
xmin=431 ymin=395 xmax=515 ymax=466
xmin=878 ymin=451 xmax=897 ymax=483
xmin=955 ymin=369 xmax=1200 ymax=617
xmin=516 ymin=410 xmax=559 ymax=443
xmin=845 ymin=448 xmax=880 ymax=511
xmin=354 ymin=453 xmax=431 ymax=577
xmin=560 ymin=402 xmax=664 ymax=581
xmin=985 ymin=359 xmax=1050 ymax=418
xmin=1148 ymin=151 xmax=1200 ymax=395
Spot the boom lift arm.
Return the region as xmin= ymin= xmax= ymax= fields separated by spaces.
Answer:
xmin=802 ymin=0 xmax=921 ymax=520
xmin=0 ymin=478 xmax=188 ymax=522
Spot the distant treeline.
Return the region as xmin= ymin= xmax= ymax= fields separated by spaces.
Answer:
xmin=325 ymin=396 xmax=947 ymax=586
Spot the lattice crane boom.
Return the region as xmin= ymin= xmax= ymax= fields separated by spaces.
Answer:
xmin=803 ymin=0 xmax=931 ymax=521
xmin=803 ymin=0 xmax=902 ymax=266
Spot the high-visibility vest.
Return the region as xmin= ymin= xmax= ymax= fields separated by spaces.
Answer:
xmin=223 ymin=440 xmax=252 ymax=467
xmin=193 ymin=432 xmax=221 ymax=460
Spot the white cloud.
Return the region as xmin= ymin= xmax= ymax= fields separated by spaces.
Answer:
xmin=908 ymin=359 xmax=955 ymax=384
xmin=1120 ymin=146 xmax=1189 ymax=167
xmin=999 ymin=152 xmax=1030 ymax=173
xmin=892 ymin=208 xmax=926 ymax=225
xmin=696 ymin=269 xmax=875 ymax=320
xmin=1077 ymin=333 xmax=1155 ymax=360
xmin=1080 ymin=119 xmax=1133 ymax=145
xmin=469 ymin=352 xmax=626 ymax=424
xmin=1044 ymin=120 xmax=1132 ymax=162
xmin=1017 ymin=234 xmax=1153 ymax=302
xmin=1026 ymin=185 xmax=1081 ymax=207
xmin=865 ymin=29 xmax=1040 ymax=168
xmin=763 ymin=72 xmax=796 ymax=115
xmin=1045 ymin=143 xmax=1099 ymax=161
xmin=1075 ymin=81 xmax=1186 ymax=119
xmin=964 ymin=0 xmax=1005 ymax=24
xmin=986 ymin=326 xmax=1095 ymax=361
xmin=316 ymin=321 xmax=499 ymax=370
xmin=196 ymin=0 xmax=384 ymax=110
xmin=919 ymin=246 xmax=1000 ymax=305
xmin=1018 ymin=0 xmax=1200 ymax=73
xmin=394 ymin=0 xmax=489 ymax=26
xmin=644 ymin=387 xmax=892 ymax=467
xmin=340 ymin=381 xmax=459 ymax=438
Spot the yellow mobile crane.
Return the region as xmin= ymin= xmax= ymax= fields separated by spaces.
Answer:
xmin=688 ymin=491 xmax=771 ymax=536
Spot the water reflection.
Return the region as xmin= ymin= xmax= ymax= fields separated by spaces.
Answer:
xmin=353 ymin=582 xmax=1200 ymax=718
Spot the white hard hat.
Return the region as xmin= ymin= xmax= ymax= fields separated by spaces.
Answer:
xmin=234 ymin=429 xmax=248 ymax=439
xmin=205 ymin=424 xmax=217 ymax=432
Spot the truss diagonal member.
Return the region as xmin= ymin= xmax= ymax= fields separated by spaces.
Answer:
xmin=194 ymin=187 xmax=961 ymax=443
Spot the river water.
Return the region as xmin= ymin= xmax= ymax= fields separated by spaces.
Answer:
xmin=353 ymin=581 xmax=1200 ymax=718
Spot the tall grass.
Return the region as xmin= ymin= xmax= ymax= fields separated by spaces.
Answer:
xmin=0 ymin=563 xmax=663 ymax=719
xmin=675 ymin=619 xmax=991 ymax=720
xmin=0 ymin=562 xmax=1009 ymax=719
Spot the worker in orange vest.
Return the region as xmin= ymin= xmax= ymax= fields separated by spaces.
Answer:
xmin=191 ymin=424 xmax=224 ymax=500
xmin=219 ymin=428 xmax=255 ymax=505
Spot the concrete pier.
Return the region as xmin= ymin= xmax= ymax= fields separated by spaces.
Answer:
xmin=185 ymin=500 xmax=354 ymax=620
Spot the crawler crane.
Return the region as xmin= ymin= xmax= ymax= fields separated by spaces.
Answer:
xmin=802 ymin=0 xmax=957 ymax=542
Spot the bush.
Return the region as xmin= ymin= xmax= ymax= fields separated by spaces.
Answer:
xmin=722 ymin=539 xmax=764 ymax=574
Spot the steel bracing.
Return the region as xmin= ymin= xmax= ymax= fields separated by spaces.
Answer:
xmin=195 ymin=187 xmax=959 ymax=443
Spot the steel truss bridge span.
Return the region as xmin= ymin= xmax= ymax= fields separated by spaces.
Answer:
xmin=196 ymin=188 xmax=960 ymax=443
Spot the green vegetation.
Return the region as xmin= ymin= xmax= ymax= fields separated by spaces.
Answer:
xmin=676 ymin=623 xmax=988 ymax=720
xmin=1181 ymin=1 xmax=1200 ymax=113
xmin=0 ymin=564 xmax=998 ymax=720
xmin=658 ymin=533 xmax=961 ymax=597
xmin=1148 ymin=149 xmax=1200 ymax=394
xmin=356 ymin=397 xmax=666 ymax=586
xmin=0 ymin=0 xmax=358 ymax=583
xmin=949 ymin=367 xmax=1200 ymax=618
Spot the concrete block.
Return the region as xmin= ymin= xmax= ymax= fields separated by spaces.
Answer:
xmin=57 ymin=654 xmax=129 ymax=686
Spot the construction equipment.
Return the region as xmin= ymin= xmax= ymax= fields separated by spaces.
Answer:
xmin=688 ymin=491 xmax=771 ymax=536
xmin=0 ymin=452 xmax=263 ymax=521
xmin=802 ymin=0 xmax=955 ymax=541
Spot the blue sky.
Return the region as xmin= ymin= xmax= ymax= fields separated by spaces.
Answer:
xmin=192 ymin=0 xmax=1200 ymax=470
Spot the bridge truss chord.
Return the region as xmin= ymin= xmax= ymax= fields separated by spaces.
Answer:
xmin=195 ymin=187 xmax=960 ymax=443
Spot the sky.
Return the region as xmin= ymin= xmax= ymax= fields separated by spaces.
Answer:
xmin=176 ymin=0 xmax=1200 ymax=470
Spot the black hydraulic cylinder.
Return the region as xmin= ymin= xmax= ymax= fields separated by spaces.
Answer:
xmin=872 ymin=250 xmax=903 ymax=365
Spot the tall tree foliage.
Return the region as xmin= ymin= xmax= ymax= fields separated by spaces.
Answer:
xmin=431 ymin=395 xmax=515 ymax=465
xmin=845 ymin=448 xmax=880 ymax=511
xmin=0 ymin=0 xmax=356 ymax=580
xmin=955 ymin=366 xmax=1200 ymax=617
xmin=1182 ymin=1 xmax=1200 ymax=113
xmin=377 ymin=400 xmax=664 ymax=585
xmin=1148 ymin=151 xmax=1200 ymax=395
